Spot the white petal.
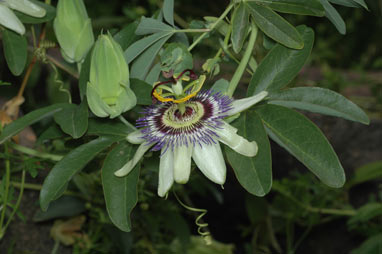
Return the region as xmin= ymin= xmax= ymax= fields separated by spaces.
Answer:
xmin=173 ymin=145 xmax=192 ymax=184
xmin=158 ymin=148 xmax=174 ymax=197
xmin=227 ymin=91 xmax=268 ymax=116
xmin=126 ymin=130 xmax=144 ymax=144
xmin=0 ymin=4 xmax=25 ymax=35
xmin=192 ymin=143 xmax=226 ymax=184
xmin=114 ymin=142 xmax=152 ymax=177
xmin=216 ymin=122 xmax=258 ymax=157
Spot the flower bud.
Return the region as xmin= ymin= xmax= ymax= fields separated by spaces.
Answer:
xmin=53 ymin=0 xmax=94 ymax=63
xmin=87 ymin=33 xmax=136 ymax=118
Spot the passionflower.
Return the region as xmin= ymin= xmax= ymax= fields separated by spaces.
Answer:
xmin=115 ymin=71 xmax=268 ymax=197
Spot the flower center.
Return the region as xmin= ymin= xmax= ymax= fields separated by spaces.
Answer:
xmin=162 ymin=102 xmax=204 ymax=129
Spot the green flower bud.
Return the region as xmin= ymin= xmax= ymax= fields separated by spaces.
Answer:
xmin=87 ymin=33 xmax=136 ymax=118
xmin=53 ymin=0 xmax=94 ymax=63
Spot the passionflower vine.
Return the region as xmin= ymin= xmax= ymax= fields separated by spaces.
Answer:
xmin=115 ymin=71 xmax=268 ymax=197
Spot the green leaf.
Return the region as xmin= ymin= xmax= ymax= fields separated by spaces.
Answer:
xmin=348 ymin=203 xmax=382 ymax=226
xmin=231 ymin=3 xmax=250 ymax=53
xmin=256 ymin=104 xmax=345 ymax=187
xmin=211 ymin=79 xmax=230 ymax=94
xmin=102 ymin=142 xmax=140 ymax=232
xmin=346 ymin=161 xmax=382 ymax=188
xmin=15 ymin=0 xmax=56 ymax=24
xmin=351 ymin=234 xmax=382 ymax=254
xmin=2 ymin=29 xmax=27 ymax=76
xmin=245 ymin=2 xmax=303 ymax=49
xmin=320 ymin=0 xmax=346 ymax=34
xmin=33 ymin=196 xmax=86 ymax=222
xmin=145 ymin=63 xmax=162 ymax=85
xmin=37 ymin=124 xmax=64 ymax=144
xmin=247 ymin=25 xmax=314 ymax=95
xmin=124 ymin=31 xmax=172 ymax=64
xmin=87 ymin=118 xmax=134 ymax=137
xmin=113 ymin=22 xmax=140 ymax=51
xmin=329 ymin=0 xmax=359 ymax=7
xmin=54 ymin=100 xmax=89 ymax=139
xmin=0 ymin=103 xmax=68 ymax=145
xmin=40 ymin=135 xmax=122 ymax=211
xmin=350 ymin=0 xmax=368 ymax=10
xmin=248 ymin=0 xmax=325 ymax=16
xmin=135 ymin=17 xmax=174 ymax=35
xmin=160 ymin=43 xmax=193 ymax=74
xmin=163 ymin=0 xmax=175 ymax=26
xmin=130 ymin=78 xmax=153 ymax=105
xmin=130 ymin=34 xmax=172 ymax=80
xmin=225 ymin=111 xmax=272 ymax=196
xmin=268 ymin=87 xmax=369 ymax=124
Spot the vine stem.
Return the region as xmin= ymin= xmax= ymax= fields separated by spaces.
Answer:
xmin=118 ymin=115 xmax=137 ymax=131
xmin=9 ymin=142 xmax=63 ymax=161
xmin=0 ymin=143 xmax=11 ymax=238
xmin=227 ymin=22 xmax=258 ymax=97
xmin=188 ymin=3 xmax=234 ymax=52
xmin=1 ymin=170 xmax=26 ymax=238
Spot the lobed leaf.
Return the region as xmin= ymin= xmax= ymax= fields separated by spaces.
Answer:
xmin=124 ymin=31 xmax=172 ymax=64
xmin=225 ymin=111 xmax=272 ymax=196
xmin=2 ymin=29 xmax=27 ymax=76
xmin=40 ymin=135 xmax=123 ymax=211
xmin=231 ymin=3 xmax=250 ymax=53
xmin=246 ymin=2 xmax=303 ymax=49
xmin=0 ymin=103 xmax=68 ymax=144
xmin=256 ymin=104 xmax=345 ymax=188
xmin=102 ymin=142 xmax=140 ymax=232
xmin=54 ymin=100 xmax=89 ymax=139
xmin=247 ymin=0 xmax=325 ymax=16
xmin=247 ymin=25 xmax=314 ymax=95
xmin=163 ymin=0 xmax=175 ymax=26
xmin=268 ymin=87 xmax=369 ymax=124
xmin=320 ymin=0 xmax=346 ymax=34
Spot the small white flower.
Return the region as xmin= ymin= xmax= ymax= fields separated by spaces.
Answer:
xmin=0 ymin=0 xmax=46 ymax=35
xmin=115 ymin=76 xmax=268 ymax=197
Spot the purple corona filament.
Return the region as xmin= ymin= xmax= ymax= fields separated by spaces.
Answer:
xmin=137 ymin=90 xmax=233 ymax=152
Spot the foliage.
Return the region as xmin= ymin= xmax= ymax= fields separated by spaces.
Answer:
xmin=0 ymin=0 xmax=378 ymax=253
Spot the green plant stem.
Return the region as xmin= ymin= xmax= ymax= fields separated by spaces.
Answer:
xmin=10 ymin=181 xmax=86 ymax=200
xmin=188 ymin=3 xmax=234 ymax=51
xmin=0 ymin=143 xmax=11 ymax=239
xmin=51 ymin=240 xmax=60 ymax=254
xmin=118 ymin=115 xmax=137 ymax=131
xmin=227 ymin=22 xmax=258 ymax=97
xmin=273 ymin=185 xmax=357 ymax=216
xmin=1 ymin=171 xmax=26 ymax=238
xmin=176 ymin=28 xmax=211 ymax=33
xmin=9 ymin=143 xmax=63 ymax=161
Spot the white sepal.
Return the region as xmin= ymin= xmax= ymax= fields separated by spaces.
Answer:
xmin=216 ymin=122 xmax=258 ymax=157
xmin=114 ymin=142 xmax=152 ymax=177
xmin=126 ymin=130 xmax=144 ymax=144
xmin=192 ymin=143 xmax=226 ymax=184
xmin=227 ymin=91 xmax=268 ymax=116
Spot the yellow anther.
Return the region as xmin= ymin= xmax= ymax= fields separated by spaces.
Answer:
xmin=152 ymin=75 xmax=206 ymax=104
